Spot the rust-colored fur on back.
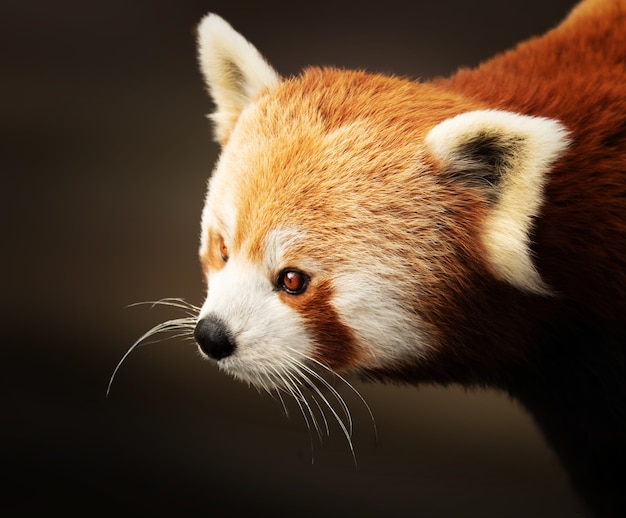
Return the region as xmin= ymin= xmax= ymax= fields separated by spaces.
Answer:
xmin=443 ymin=0 xmax=626 ymax=321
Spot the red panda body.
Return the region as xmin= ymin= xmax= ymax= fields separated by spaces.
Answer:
xmin=190 ymin=1 xmax=626 ymax=515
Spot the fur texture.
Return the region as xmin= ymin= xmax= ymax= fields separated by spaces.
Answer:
xmin=193 ymin=2 xmax=626 ymax=516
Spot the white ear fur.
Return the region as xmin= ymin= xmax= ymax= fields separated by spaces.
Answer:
xmin=196 ymin=14 xmax=281 ymax=142
xmin=426 ymin=109 xmax=570 ymax=295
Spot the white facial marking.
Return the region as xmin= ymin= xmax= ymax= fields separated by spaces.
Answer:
xmin=199 ymin=258 xmax=312 ymax=386
xmin=332 ymin=266 xmax=431 ymax=369
xmin=199 ymin=153 xmax=239 ymax=258
xmin=263 ymin=227 xmax=320 ymax=274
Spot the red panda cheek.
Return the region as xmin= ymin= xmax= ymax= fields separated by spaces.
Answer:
xmin=278 ymin=280 xmax=360 ymax=371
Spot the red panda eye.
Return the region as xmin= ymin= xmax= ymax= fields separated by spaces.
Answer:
xmin=278 ymin=269 xmax=308 ymax=294
xmin=219 ymin=239 xmax=229 ymax=262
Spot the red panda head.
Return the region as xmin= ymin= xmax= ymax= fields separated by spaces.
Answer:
xmin=193 ymin=14 xmax=569 ymax=388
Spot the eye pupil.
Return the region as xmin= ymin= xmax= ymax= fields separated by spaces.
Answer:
xmin=284 ymin=271 xmax=302 ymax=290
xmin=279 ymin=270 xmax=307 ymax=294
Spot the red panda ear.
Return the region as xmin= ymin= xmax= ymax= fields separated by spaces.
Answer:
xmin=426 ymin=110 xmax=570 ymax=295
xmin=196 ymin=14 xmax=281 ymax=144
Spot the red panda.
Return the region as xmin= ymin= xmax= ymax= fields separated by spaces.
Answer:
xmin=192 ymin=1 xmax=626 ymax=515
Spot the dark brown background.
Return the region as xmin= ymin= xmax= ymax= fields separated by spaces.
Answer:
xmin=4 ymin=1 xmax=586 ymax=515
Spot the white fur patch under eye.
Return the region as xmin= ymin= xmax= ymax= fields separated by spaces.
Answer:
xmin=198 ymin=259 xmax=314 ymax=386
xmin=332 ymin=268 xmax=431 ymax=368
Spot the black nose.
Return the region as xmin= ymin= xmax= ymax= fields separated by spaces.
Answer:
xmin=194 ymin=316 xmax=236 ymax=360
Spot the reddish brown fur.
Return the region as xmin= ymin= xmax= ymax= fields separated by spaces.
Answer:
xmin=441 ymin=0 xmax=626 ymax=321
xmin=228 ymin=70 xmax=494 ymax=355
xmin=279 ymin=280 xmax=359 ymax=370
xmin=350 ymin=0 xmax=626 ymax=384
xmin=201 ymin=227 xmax=227 ymax=276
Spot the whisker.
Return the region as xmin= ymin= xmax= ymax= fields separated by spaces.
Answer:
xmin=291 ymin=348 xmax=378 ymax=446
xmin=252 ymin=370 xmax=278 ymax=398
xmin=128 ymin=332 xmax=193 ymax=351
xmin=286 ymin=353 xmax=354 ymax=436
xmin=266 ymin=366 xmax=296 ymax=419
xmin=308 ymin=392 xmax=331 ymax=437
xmin=294 ymin=364 xmax=357 ymax=468
xmin=315 ymin=372 xmax=378 ymax=447
xmin=107 ymin=316 xmax=196 ymax=397
xmin=126 ymin=298 xmax=200 ymax=317
xmin=284 ymin=384 xmax=317 ymax=465
xmin=271 ymin=367 xmax=310 ymax=430
xmin=128 ymin=297 xmax=201 ymax=310
xmin=269 ymin=365 xmax=319 ymax=464
xmin=273 ymin=385 xmax=290 ymax=419
xmin=283 ymin=368 xmax=324 ymax=444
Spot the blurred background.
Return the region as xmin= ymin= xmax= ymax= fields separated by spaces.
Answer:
xmin=3 ymin=0 xmax=585 ymax=515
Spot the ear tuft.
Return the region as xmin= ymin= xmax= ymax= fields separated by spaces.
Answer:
xmin=426 ymin=109 xmax=570 ymax=294
xmin=196 ymin=14 xmax=281 ymax=143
